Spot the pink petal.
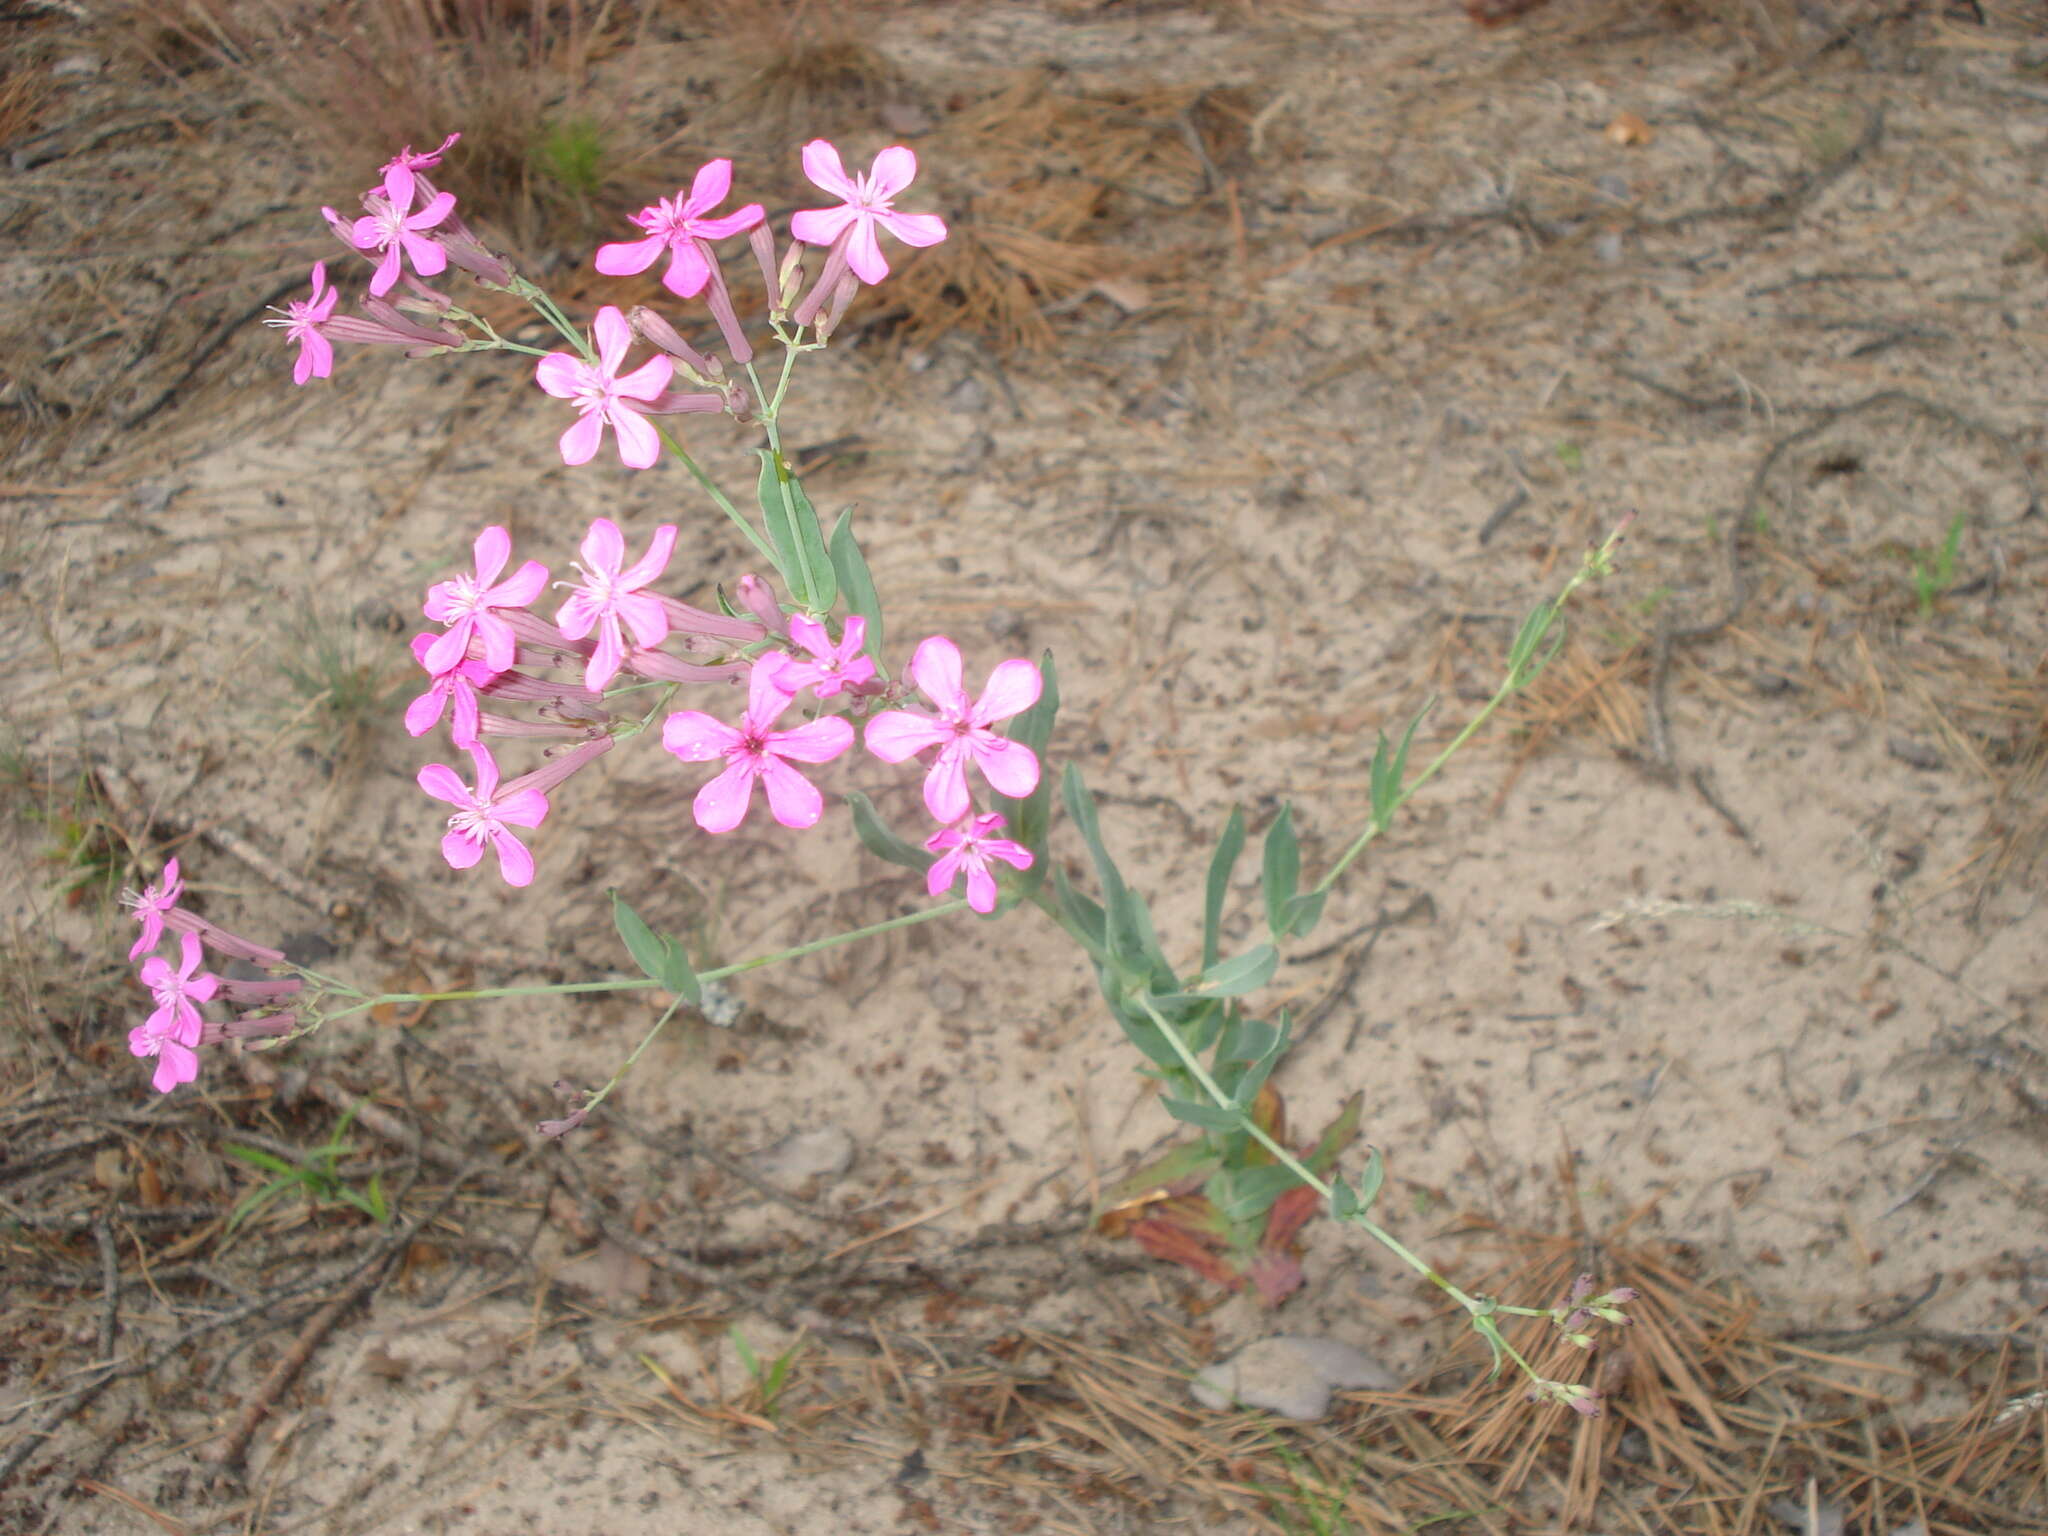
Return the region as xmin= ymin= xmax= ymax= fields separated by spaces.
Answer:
xmin=616 ymin=591 xmax=670 ymax=650
xmin=787 ymin=613 xmax=831 ymax=660
xmin=405 ymin=686 xmax=446 ymax=731
xmin=800 ymin=138 xmax=857 ymax=201
xmin=369 ymin=243 xmax=403 ymax=298
xmin=153 ymin=1041 xmax=199 ymax=1094
xmin=583 ymin=623 xmax=624 ymax=690
xmin=972 ymin=658 xmax=1043 ymax=725
xmin=580 ymin=517 xmax=626 ymax=575
xmin=535 ymin=352 xmax=588 ymax=399
xmin=450 ymin=681 xmax=481 ymax=749
xmin=767 ymin=716 xmax=854 ymax=765
xmin=139 ymin=956 xmax=172 ymax=990
xmin=594 ymin=235 xmax=665 ymax=276
xmin=441 ymin=829 xmax=486 ymax=870
xmin=659 ymin=240 xmax=712 ymax=298
xmin=864 ymin=709 xmax=949 ymax=763
xmin=490 ymin=828 xmax=536 ymax=887
xmin=407 ymin=190 xmax=457 ymax=232
xmin=559 ymin=412 xmax=605 ymax=466
xmin=472 ymin=525 xmax=512 ymax=587
xmin=742 ymin=654 xmax=798 ymax=728
xmin=686 ymin=157 xmax=733 ymax=214
xmin=844 ymin=217 xmax=888 ymax=285
xmin=593 ymin=305 xmax=634 ymax=373
xmin=468 ymin=743 xmax=501 ymax=799
xmin=791 ymin=205 xmax=857 ymax=249
xmin=401 ymin=229 xmax=448 ymax=276
xmin=610 ymin=408 xmax=662 ymax=470
xmin=422 ymin=621 xmax=472 ymax=675
xmin=869 ymin=145 xmax=918 ymax=201
xmin=693 ymin=761 xmax=758 ymax=833
xmin=554 ymin=590 xmax=600 ymax=640
xmin=613 ymin=355 xmax=676 ymax=403
xmin=926 ymin=846 xmax=963 ymax=899
xmin=758 ymin=758 xmax=825 ymax=829
xmin=489 ymin=560 xmax=550 ymax=608
xmin=492 ymin=788 xmax=551 ymax=830
xmin=907 ymin=636 xmax=968 ymax=713
xmin=473 ymin=610 xmax=518 ymax=672
xmin=382 ymin=164 xmax=417 ymax=210
xmin=923 ymin=751 xmax=972 ymax=824
xmin=972 ymin=738 xmax=1039 ymax=801
xmin=880 ymin=210 xmax=948 ymax=249
xmin=692 ymin=204 xmax=764 ymax=240
xmin=662 ymin=710 xmax=739 ymax=762
xmin=963 ymin=860 xmax=1000 ymax=913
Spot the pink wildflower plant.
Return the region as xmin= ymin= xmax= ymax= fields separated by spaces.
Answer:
xmin=380 ymin=132 xmax=461 ymax=179
xmin=336 ymin=163 xmax=457 ymax=298
xmin=131 ymin=931 xmax=218 ymax=1093
xmin=534 ymin=306 xmax=675 ymax=470
xmin=791 ymin=140 xmax=947 ymax=286
xmin=123 ymin=858 xmax=184 ymax=961
xmin=773 ymin=614 xmax=876 ymax=700
xmin=553 ymin=517 xmax=679 ymax=692
xmin=594 ymin=159 xmax=765 ymax=298
xmin=864 ymin=636 xmax=1042 ymax=824
xmin=263 ymin=262 xmax=339 ymax=385
xmin=417 ymin=743 xmax=550 ymax=887
xmin=423 ymin=525 xmax=549 ymax=674
xmin=661 ymin=656 xmax=855 ymax=833
xmin=406 ymin=633 xmax=498 ymax=748
xmin=924 ymin=813 xmax=1033 ymax=914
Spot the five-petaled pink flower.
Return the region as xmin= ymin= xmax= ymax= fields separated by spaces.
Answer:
xmin=406 ymin=632 xmax=498 ymax=749
xmin=263 ymin=262 xmax=339 ymax=385
xmin=554 ymin=517 xmax=678 ymax=692
xmin=123 ymin=857 xmax=183 ymax=961
xmin=773 ymin=614 xmax=876 ymax=700
xmin=343 ymin=163 xmax=457 ymax=298
xmin=865 ymin=636 xmax=1041 ymax=824
xmin=535 ymin=306 xmax=675 ymax=470
xmin=423 ymin=525 xmax=548 ymax=674
xmin=662 ymin=656 xmax=854 ymax=833
xmin=417 ymin=743 xmax=549 ymax=887
xmin=132 ymin=930 xmax=217 ymax=1093
xmin=790 ymin=140 xmax=948 ymax=285
xmin=925 ymin=813 xmax=1033 ymax=915
xmin=594 ymin=159 xmax=765 ymax=298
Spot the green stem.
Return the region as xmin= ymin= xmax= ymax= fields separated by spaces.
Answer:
xmin=655 ymin=423 xmax=777 ymax=568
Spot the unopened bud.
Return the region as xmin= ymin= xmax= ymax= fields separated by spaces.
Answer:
xmin=777 ymin=244 xmax=806 ymax=310
xmin=629 ymin=306 xmax=720 ymax=382
xmin=733 ymin=574 xmax=785 ymax=634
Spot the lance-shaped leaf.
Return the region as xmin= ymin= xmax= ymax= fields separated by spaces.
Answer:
xmin=991 ymin=650 xmax=1059 ymax=885
xmin=1369 ymin=699 xmax=1433 ymax=834
xmin=609 ymin=889 xmax=701 ymax=1004
xmin=1262 ymin=804 xmax=1301 ymax=942
xmin=756 ymin=449 xmax=836 ymax=612
xmin=827 ymin=509 xmax=882 ymax=663
xmin=845 ymin=791 xmax=934 ymax=874
xmin=1202 ymin=805 xmax=1245 ymax=971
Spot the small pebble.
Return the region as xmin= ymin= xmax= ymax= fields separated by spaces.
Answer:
xmin=1191 ymin=1335 xmax=1395 ymax=1421
xmin=750 ymin=1125 xmax=855 ymax=1184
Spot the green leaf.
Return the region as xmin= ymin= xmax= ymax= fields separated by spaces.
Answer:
xmin=827 ymin=509 xmax=882 ymax=662
xmin=1163 ymin=943 xmax=1276 ymax=1003
xmin=1063 ymin=765 xmax=1152 ymax=969
xmin=755 ymin=450 xmax=836 ymax=611
xmin=1261 ymin=805 xmax=1301 ymax=941
xmin=991 ymin=651 xmax=1059 ymax=883
xmin=729 ymin=1325 xmax=762 ymax=1381
xmin=1228 ymin=1014 xmax=1291 ymax=1110
xmin=1278 ymin=889 xmax=1327 ymax=942
xmin=1506 ymin=598 xmax=1560 ymax=684
xmin=1094 ymin=1140 xmax=1222 ymax=1215
xmin=845 ymin=791 xmax=935 ymax=873
xmin=1202 ymin=806 xmax=1246 ymax=972
xmin=222 ymin=1143 xmax=297 ymax=1177
xmin=1369 ymin=700 xmax=1434 ymax=833
xmin=1210 ymin=1163 xmax=1308 ymax=1226
xmin=1329 ymin=1148 xmax=1384 ymax=1221
xmin=1110 ymin=1001 xmax=1181 ymax=1069
xmin=1161 ymin=1096 xmax=1246 ymax=1133
xmin=608 ymin=889 xmax=702 ymax=1004
xmin=1303 ymin=1091 xmax=1364 ymax=1177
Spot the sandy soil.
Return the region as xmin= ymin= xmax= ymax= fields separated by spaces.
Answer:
xmin=4 ymin=2 xmax=2046 ymax=1532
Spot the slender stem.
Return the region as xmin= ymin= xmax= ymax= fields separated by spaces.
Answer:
xmin=578 ymin=994 xmax=687 ymax=1117
xmin=321 ymin=899 xmax=970 ymax=1021
xmin=656 ymin=423 xmax=777 ymax=568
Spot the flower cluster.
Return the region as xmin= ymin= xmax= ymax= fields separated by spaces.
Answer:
xmin=407 ymin=519 xmax=1040 ymax=913
xmin=272 ymin=135 xmax=947 ymax=478
xmin=120 ymin=859 xmax=304 ymax=1094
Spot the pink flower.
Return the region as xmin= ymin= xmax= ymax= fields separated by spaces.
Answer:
xmin=791 ymin=141 xmax=948 ymax=285
xmin=534 ymin=306 xmax=675 ymax=469
xmin=262 ymin=262 xmax=339 ymax=385
xmin=422 ymin=525 xmax=549 ymax=674
xmin=864 ymin=636 xmax=1041 ymax=824
xmin=594 ymin=159 xmax=765 ymax=298
xmin=132 ymin=931 xmax=217 ymax=1093
xmin=661 ymin=656 xmax=854 ymax=833
xmin=417 ymin=743 xmax=550 ymax=887
xmin=925 ymin=813 xmax=1033 ymax=914
xmin=406 ymin=632 xmax=498 ymax=748
xmin=122 ymin=857 xmax=183 ymax=961
xmin=774 ymin=614 xmax=876 ymax=699
xmin=340 ymin=164 xmax=457 ymax=298
xmin=554 ymin=517 xmax=678 ymax=692
xmin=380 ymin=132 xmax=460 ymax=178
